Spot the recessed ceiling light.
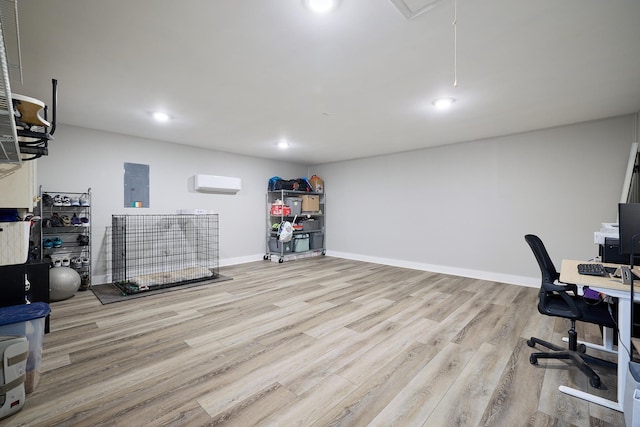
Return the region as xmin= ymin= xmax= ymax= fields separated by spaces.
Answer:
xmin=303 ymin=0 xmax=339 ymax=14
xmin=432 ymin=97 xmax=456 ymax=110
xmin=152 ymin=111 xmax=171 ymax=122
xmin=278 ymin=141 xmax=289 ymax=149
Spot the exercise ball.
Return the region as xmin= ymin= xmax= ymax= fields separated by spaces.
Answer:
xmin=49 ymin=267 xmax=81 ymax=301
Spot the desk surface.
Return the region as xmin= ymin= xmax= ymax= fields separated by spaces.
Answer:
xmin=559 ymin=259 xmax=636 ymax=292
xmin=559 ymin=259 xmax=634 ymax=411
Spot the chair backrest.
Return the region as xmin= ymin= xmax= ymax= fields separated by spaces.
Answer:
xmin=524 ymin=234 xmax=560 ymax=284
xmin=525 ymin=233 xmax=581 ymax=318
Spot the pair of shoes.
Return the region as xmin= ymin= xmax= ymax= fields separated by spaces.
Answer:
xmin=71 ymin=197 xmax=80 ymax=207
xmin=23 ymin=213 xmax=40 ymax=222
xmin=61 ymin=257 xmax=70 ymax=267
xmin=42 ymin=193 xmax=53 ymax=207
xmin=52 ymin=237 xmax=62 ymax=248
xmin=71 ymin=257 xmax=83 ymax=269
xmin=79 ymin=272 xmax=91 ymax=290
xmin=82 ymin=256 xmax=89 ymax=266
xmin=61 ymin=215 xmax=71 ymax=226
xmin=71 ymin=213 xmax=81 ymax=226
xmin=77 ymin=235 xmax=89 ymax=246
xmin=51 ymin=213 xmax=63 ymax=227
xmin=80 ymin=193 xmax=90 ymax=207
xmin=52 ymin=258 xmax=62 ymax=267
xmin=80 ymin=216 xmax=90 ymax=226
xmin=43 ymin=238 xmax=53 ymax=248
xmin=53 ymin=195 xmax=72 ymax=206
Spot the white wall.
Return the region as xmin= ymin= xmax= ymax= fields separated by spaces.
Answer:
xmin=37 ymin=116 xmax=636 ymax=288
xmin=312 ymin=115 xmax=636 ymax=287
xmin=37 ymin=125 xmax=307 ymax=283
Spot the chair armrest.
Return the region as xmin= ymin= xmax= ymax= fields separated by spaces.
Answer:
xmin=545 ymin=280 xmax=578 ymax=294
xmin=543 ymin=280 xmax=581 ymax=317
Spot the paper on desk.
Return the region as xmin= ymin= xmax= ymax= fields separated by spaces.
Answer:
xmin=595 ymin=230 xmax=619 ymax=245
xmin=594 ymin=223 xmax=619 ymax=245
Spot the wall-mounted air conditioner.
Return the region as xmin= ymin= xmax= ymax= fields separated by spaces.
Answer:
xmin=194 ymin=174 xmax=241 ymax=193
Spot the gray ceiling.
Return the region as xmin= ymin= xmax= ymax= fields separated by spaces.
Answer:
xmin=12 ymin=0 xmax=640 ymax=165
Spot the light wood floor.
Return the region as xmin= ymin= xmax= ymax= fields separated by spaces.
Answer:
xmin=5 ymin=257 xmax=625 ymax=426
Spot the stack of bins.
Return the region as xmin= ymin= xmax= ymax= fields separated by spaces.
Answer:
xmin=0 ymin=302 xmax=50 ymax=394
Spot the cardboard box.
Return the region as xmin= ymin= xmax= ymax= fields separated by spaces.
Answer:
xmin=301 ymin=195 xmax=320 ymax=212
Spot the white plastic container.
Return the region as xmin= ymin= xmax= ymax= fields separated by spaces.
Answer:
xmin=293 ymin=234 xmax=310 ymax=252
xmin=0 ymin=303 xmax=50 ymax=393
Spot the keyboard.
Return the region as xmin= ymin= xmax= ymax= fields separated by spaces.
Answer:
xmin=577 ymin=263 xmax=607 ymax=277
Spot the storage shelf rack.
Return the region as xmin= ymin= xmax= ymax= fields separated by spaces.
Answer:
xmin=264 ymin=190 xmax=325 ymax=263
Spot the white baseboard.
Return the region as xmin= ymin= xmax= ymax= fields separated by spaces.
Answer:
xmin=326 ymin=250 xmax=539 ymax=288
xmin=95 ymin=252 xmax=540 ymax=289
xmin=220 ymin=254 xmax=266 ymax=267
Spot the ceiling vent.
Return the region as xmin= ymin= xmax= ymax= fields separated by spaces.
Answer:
xmin=389 ymin=0 xmax=443 ymax=20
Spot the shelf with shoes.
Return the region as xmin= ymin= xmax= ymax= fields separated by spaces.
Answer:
xmin=37 ymin=187 xmax=92 ymax=290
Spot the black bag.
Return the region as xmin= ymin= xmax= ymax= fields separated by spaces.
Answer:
xmin=275 ymin=179 xmax=297 ymax=191
xmin=268 ymin=176 xmax=313 ymax=192
xmin=295 ymin=178 xmax=313 ymax=192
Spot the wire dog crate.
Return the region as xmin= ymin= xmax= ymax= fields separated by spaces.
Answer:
xmin=111 ymin=214 xmax=219 ymax=294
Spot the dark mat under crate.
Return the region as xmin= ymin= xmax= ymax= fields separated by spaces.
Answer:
xmin=90 ymin=274 xmax=233 ymax=304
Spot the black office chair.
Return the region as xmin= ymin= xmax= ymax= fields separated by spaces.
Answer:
xmin=524 ymin=234 xmax=616 ymax=388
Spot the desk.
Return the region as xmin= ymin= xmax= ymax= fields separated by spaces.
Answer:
xmin=560 ymin=259 xmax=638 ymax=412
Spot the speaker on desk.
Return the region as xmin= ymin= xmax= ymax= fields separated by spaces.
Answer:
xmin=601 ymin=238 xmax=632 ymax=264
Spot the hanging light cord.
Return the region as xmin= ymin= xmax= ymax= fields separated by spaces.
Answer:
xmin=452 ymin=0 xmax=458 ymax=87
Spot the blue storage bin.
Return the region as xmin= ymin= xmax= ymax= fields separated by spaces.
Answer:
xmin=0 ymin=303 xmax=50 ymax=393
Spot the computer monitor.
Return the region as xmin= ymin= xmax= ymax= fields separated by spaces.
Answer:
xmin=618 ymin=203 xmax=640 ymax=264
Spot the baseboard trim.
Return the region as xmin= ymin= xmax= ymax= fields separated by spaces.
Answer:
xmin=97 ymin=253 xmax=539 ymax=288
xmin=326 ymin=250 xmax=539 ymax=288
xmin=220 ymin=254 xmax=266 ymax=267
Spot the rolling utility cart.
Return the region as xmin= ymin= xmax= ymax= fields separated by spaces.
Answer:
xmin=264 ymin=190 xmax=325 ymax=263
